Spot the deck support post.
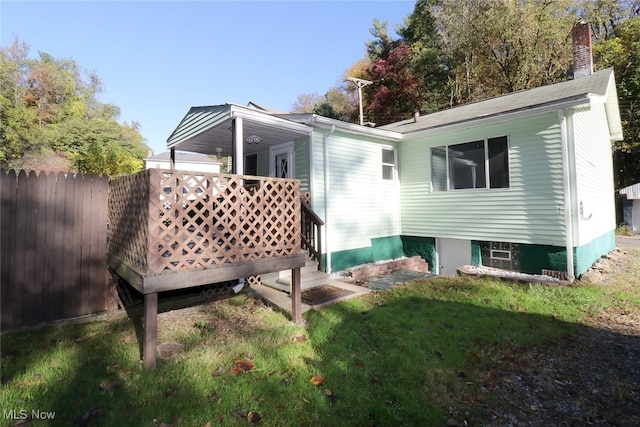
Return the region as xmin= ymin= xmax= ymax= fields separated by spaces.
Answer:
xmin=291 ymin=267 xmax=302 ymax=324
xmin=144 ymin=292 xmax=158 ymax=369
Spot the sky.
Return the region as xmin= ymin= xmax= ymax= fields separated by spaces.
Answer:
xmin=1 ymin=0 xmax=415 ymax=155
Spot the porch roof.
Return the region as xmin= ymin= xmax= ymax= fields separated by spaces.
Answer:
xmin=166 ymin=103 xmax=312 ymax=157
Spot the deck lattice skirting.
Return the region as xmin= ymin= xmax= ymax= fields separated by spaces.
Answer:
xmin=107 ymin=169 xmax=306 ymax=369
xmin=109 ymin=169 xmax=302 ymax=275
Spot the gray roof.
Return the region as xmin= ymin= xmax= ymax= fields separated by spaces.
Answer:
xmin=379 ymin=68 xmax=621 ymax=137
xmin=145 ymin=151 xmax=219 ymax=164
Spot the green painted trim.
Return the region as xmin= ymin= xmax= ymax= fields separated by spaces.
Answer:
xmin=575 ymin=230 xmax=615 ymax=276
xmin=471 ymin=242 xmax=482 ymax=266
xmin=328 ymin=235 xmax=417 ymax=272
xmin=330 ymin=246 xmax=373 ymax=272
xmin=400 ymin=236 xmax=436 ymax=274
xmin=518 ymin=244 xmax=567 ymax=274
xmin=371 ymin=236 xmax=404 ymax=261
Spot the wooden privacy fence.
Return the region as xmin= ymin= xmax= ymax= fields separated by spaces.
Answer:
xmin=1 ymin=170 xmax=109 ymax=331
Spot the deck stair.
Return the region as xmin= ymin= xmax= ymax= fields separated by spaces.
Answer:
xmin=259 ymin=260 xmax=337 ymax=292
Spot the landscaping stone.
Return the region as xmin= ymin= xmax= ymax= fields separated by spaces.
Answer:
xmin=157 ymin=341 xmax=184 ymax=359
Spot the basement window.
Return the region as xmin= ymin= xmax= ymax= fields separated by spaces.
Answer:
xmin=480 ymin=241 xmax=520 ymax=271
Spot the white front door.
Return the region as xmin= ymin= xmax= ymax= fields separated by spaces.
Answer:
xmin=436 ymin=238 xmax=471 ymax=276
xmin=270 ymin=142 xmax=294 ymax=178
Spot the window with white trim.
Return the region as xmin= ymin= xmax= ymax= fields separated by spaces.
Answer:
xmin=431 ymin=136 xmax=509 ymax=191
xmin=382 ymin=147 xmax=395 ymax=181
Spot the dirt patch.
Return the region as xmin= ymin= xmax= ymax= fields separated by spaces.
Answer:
xmin=458 ymin=248 xmax=640 ymax=426
xmin=300 ymin=285 xmax=354 ymax=306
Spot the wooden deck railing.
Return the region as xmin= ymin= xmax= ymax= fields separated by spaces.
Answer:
xmin=108 ymin=169 xmax=301 ymax=276
xmin=300 ymin=193 xmax=323 ymax=270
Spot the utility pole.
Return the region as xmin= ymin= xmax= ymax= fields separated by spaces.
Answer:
xmin=345 ymin=77 xmax=373 ymax=126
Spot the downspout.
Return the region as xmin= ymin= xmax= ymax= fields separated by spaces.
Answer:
xmin=323 ymin=125 xmax=336 ymax=273
xmin=558 ymin=109 xmax=575 ymax=281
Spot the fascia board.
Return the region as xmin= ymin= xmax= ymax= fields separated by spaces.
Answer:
xmin=311 ymin=115 xmax=402 ymax=141
xmin=402 ymin=96 xmax=592 ymax=140
xmin=230 ymin=105 xmax=311 ymax=134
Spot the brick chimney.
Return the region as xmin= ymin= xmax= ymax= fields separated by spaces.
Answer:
xmin=572 ymin=21 xmax=593 ymax=79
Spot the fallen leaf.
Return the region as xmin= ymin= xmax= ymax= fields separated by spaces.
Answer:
xmin=310 ymin=375 xmax=325 ymax=386
xmin=201 ymin=423 xmax=212 ymax=427
xmin=232 ymin=359 xmax=254 ymax=375
xmin=433 ymin=350 xmax=444 ymax=360
xmin=231 ymin=409 xmax=247 ymax=418
xmin=293 ymin=335 xmax=307 ymax=342
xmin=247 ymin=411 xmax=262 ymax=424
xmin=212 ymin=367 xmax=223 ymax=377
xmin=276 ymin=405 xmax=286 ymax=411
xmin=123 ymin=335 xmax=133 ymax=344
xmin=355 ymin=361 xmax=365 ymax=367
xmin=100 ymin=379 xmax=124 ymax=392
xmin=106 ymin=364 xmax=120 ymax=372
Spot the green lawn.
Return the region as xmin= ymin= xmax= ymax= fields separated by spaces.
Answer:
xmin=1 ymin=250 xmax=639 ymax=426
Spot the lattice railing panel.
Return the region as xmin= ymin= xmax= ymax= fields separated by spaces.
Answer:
xmin=301 ymin=191 xmax=311 ymax=208
xmin=108 ymin=170 xmax=151 ymax=271
xmin=145 ymin=169 xmax=301 ymax=274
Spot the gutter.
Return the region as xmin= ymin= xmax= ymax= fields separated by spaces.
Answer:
xmin=558 ymin=109 xmax=575 ymax=282
xmin=323 ymin=125 xmax=336 ymax=273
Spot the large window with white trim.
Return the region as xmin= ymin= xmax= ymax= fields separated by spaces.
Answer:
xmin=431 ymin=136 xmax=510 ymax=191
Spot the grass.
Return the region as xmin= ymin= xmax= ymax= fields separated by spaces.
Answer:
xmin=1 ymin=250 xmax=639 ymax=426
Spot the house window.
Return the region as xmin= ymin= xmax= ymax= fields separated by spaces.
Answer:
xmin=480 ymin=241 xmax=520 ymax=271
xmin=431 ymin=136 xmax=509 ymax=191
xmin=382 ymin=147 xmax=395 ymax=181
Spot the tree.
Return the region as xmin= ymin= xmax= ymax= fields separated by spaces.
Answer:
xmin=594 ymin=16 xmax=640 ymax=188
xmin=364 ymin=2 xmax=447 ymax=125
xmin=70 ymin=119 xmax=146 ymax=176
xmin=0 ymin=37 xmax=148 ymax=174
xmin=434 ymin=0 xmax=576 ymax=104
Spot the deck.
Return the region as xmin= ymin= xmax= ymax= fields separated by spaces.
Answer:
xmin=107 ymin=168 xmax=306 ymax=368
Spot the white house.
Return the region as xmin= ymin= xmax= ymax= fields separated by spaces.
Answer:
xmin=144 ymin=151 xmax=221 ymax=174
xmin=620 ymin=182 xmax=640 ymax=233
xmin=164 ymin=23 xmax=622 ymax=280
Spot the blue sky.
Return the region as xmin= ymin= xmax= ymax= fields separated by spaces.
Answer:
xmin=1 ymin=1 xmax=415 ymax=154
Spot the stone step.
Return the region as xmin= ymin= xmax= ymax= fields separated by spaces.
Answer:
xmin=277 ymin=260 xmax=319 ymax=278
xmin=260 ymin=269 xmax=333 ymax=292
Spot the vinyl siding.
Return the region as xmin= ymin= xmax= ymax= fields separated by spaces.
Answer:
xmin=571 ymin=104 xmax=616 ymax=246
xmin=294 ymin=136 xmax=311 ymax=192
xmin=399 ymin=111 xmax=567 ymax=246
xmin=312 ymin=129 xmax=400 ymax=253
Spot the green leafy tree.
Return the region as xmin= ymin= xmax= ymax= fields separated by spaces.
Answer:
xmin=594 ymin=16 xmax=640 ymax=188
xmin=434 ymin=0 xmax=576 ymax=105
xmin=364 ymin=2 xmax=447 ymax=124
xmin=70 ymin=119 xmax=146 ymax=176
xmin=0 ymin=37 xmax=148 ymax=174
